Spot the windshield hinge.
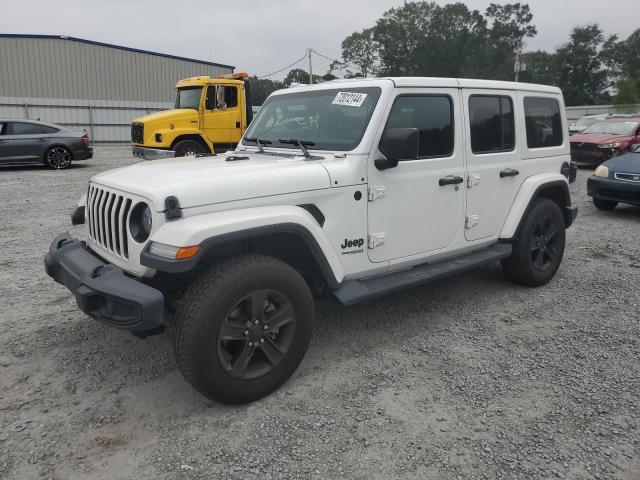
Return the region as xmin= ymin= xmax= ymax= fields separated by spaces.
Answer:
xmin=368 ymin=185 xmax=386 ymax=202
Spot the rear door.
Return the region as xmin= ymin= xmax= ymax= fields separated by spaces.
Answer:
xmin=202 ymin=84 xmax=242 ymax=151
xmin=463 ymin=90 xmax=522 ymax=241
xmin=367 ymin=88 xmax=465 ymax=263
xmin=4 ymin=122 xmax=47 ymax=163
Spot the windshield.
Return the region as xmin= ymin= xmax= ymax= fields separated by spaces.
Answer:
xmin=582 ymin=121 xmax=637 ymax=135
xmin=243 ymin=87 xmax=381 ymax=151
xmin=175 ymin=87 xmax=203 ymax=110
xmin=575 ymin=117 xmax=600 ymax=127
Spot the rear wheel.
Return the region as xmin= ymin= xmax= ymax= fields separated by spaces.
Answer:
xmin=173 ymin=139 xmax=207 ymax=157
xmin=45 ymin=146 xmax=72 ymax=169
xmin=502 ymin=198 xmax=566 ymax=287
xmin=593 ymin=198 xmax=618 ymax=210
xmin=173 ymin=254 xmax=314 ymax=404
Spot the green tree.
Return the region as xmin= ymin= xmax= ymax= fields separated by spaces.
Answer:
xmin=248 ymin=77 xmax=285 ymax=105
xmin=282 ymin=68 xmax=323 ymax=86
xmin=556 ymin=25 xmax=609 ymax=105
xmin=485 ymin=2 xmax=537 ymax=79
xmin=519 ymin=51 xmax=560 ymax=86
xmin=340 ymin=28 xmax=378 ymax=77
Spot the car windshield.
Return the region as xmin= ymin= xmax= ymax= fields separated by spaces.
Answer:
xmin=582 ymin=121 xmax=637 ymax=135
xmin=242 ymin=87 xmax=382 ymax=151
xmin=575 ymin=117 xmax=600 ymax=127
xmin=175 ymin=87 xmax=202 ymax=110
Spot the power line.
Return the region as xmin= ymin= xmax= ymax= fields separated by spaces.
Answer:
xmin=257 ymin=53 xmax=308 ymax=79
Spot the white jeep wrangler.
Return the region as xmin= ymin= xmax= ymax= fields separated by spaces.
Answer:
xmin=45 ymin=78 xmax=577 ymax=404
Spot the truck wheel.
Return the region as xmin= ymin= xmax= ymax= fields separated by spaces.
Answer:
xmin=173 ymin=254 xmax=314 ymax=404
xmin=593 ymin=198 xmax=618 ymax=210
xmin=173 ymin=139 xmax=207 ymax=157
xmin=501 ymin=198 xmax=566 ymax=287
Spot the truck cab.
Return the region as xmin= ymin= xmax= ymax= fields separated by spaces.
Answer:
xmin=131 ymin=72 xmax=253 ymax=159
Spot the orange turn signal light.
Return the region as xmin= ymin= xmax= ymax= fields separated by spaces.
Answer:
xmin=175 ymin=246 xmax=201 ymax=260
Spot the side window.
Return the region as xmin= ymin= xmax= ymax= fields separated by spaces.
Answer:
xmin=0 ymin=123 xmax=5 ymax=135
xmin=205 ymin=86 xmax=238 ymax=110
xmin=383 ymin=95 xmax=453 ymax=158
xmin=40 ymin=125 xmax=59 ymax=134
xmin=7 ymin=122 xmax=44 ymax=135
xmin=469 ymin=95 xmax=515 ymax=153
xmin=524 ymin=97 xmax=563 ymax=148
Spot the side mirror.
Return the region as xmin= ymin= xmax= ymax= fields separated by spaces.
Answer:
xmin=377 ymin=128 xmax=419 ymax=170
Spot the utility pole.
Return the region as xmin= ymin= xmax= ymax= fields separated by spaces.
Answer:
xmin=307 ymin=48 xmax=313 ymax=85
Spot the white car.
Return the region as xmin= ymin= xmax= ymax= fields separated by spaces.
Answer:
xmin=45 ymin=77 xmax=578 ymax=403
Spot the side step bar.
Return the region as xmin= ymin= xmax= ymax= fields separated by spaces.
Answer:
xmin=333 ymin=243 xmax=512 ymax=306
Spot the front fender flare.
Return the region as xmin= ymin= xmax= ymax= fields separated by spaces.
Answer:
xmin=141 ymin=205 xmax=344 ymax=286
xmin=500 ymin=173 xmax=570 ymax=240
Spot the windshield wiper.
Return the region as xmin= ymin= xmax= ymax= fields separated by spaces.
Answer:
xmin=244 ymin=137 xmax=272 ymax=153
xmin=278 ymin=139 xmax=315 ymax=158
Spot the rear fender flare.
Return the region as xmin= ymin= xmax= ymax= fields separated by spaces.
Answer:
xmin=500 ymin=173 xmax=570 ymax=240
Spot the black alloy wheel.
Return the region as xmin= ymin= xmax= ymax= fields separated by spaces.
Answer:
xmin=217 ymin=289 xmax=296 ymax=380
xmin=529 ymin=215 xmax=562 ymax=272
xmin=46 ymin=147 xmax=72 ymax=169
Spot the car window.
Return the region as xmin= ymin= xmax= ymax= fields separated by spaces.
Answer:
xmin=7 ymin=122 xmax=44 ymax=135
xmin=469 ymin=95 xmax=515 ymax=154
xmin=0 ymin=123 xmax=5 ymax=135
xmin=383 ymin=95 xmax=453 ymax=158
xmin=524 ymin=97 xmax=563 ymax=148
xmin=206 ymin=86 xmax=238 ymax=110
xmin=40 ymin=125 xmax=59 ymax=134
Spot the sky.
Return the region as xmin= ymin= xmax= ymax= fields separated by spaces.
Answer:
xmin=0 ymin=0 xmax=638 ymax=79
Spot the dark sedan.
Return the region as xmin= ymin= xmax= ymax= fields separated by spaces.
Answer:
xmin=0 ymin=119 xmax=93 ymax=169
xmin=587 ymin=145 xmax=640 ymax=210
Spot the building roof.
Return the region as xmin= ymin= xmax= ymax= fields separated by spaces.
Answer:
xmin=0 ymin=33 xmax=234 ymax=70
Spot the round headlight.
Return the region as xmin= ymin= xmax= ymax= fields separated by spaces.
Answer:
xmin=129 ymin=202 xmax=152 ymax=243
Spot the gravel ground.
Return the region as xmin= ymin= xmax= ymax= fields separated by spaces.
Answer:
xmin=1 ymin=147 xmax=639 ymax=480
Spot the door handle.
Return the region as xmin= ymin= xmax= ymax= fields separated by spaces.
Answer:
xmin=439 ymin=175 xmax=464 ymax=186
xmin=36 ymin=138 xmax=47 ymax=142
xmin=500 ymin=168 xmax=520 ymax=178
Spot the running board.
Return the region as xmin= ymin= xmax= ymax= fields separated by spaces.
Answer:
xmin=333 ymin=243 xmax=512 ymax=306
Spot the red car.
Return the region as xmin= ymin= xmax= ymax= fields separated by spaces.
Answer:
xmin=570 ymin=117 xmax=640 ymax=166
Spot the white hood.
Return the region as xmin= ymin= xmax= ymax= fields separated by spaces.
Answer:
xmin=91 ymin=153 xmax=332 ymax=210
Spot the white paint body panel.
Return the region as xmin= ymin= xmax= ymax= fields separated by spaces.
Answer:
xmin=80 ymin=77 xmax=572 ymax=282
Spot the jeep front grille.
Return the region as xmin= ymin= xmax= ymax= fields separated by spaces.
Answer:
xmin=87 ymin=186 xmax=133 ymax=259
xmin=131 ymin=123 xmax=144 ymax=144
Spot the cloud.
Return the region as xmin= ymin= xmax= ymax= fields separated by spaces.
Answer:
xmin=1 ymin=0 xmax=637 ymax=80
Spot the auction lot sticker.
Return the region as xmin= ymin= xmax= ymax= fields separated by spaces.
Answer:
xmin=332 ymin=91 xmax=368 ymax=107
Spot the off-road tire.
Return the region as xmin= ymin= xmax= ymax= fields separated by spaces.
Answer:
xmin=173 ymin=254 xmax=314 ymax=404
xmin=501 ymin=198 xmax=566 ymax=287
xmin=593 ymin=198 xmax=618 ymax=210
xmin=173 ymin=139 xmax=207 ymax=157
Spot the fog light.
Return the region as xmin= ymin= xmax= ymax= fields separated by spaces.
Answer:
xmin=155 ymin=133 xmax=162 ymax=143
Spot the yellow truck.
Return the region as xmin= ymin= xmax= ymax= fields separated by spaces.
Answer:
xmin=131 ymin=72 xmax=253 ymax=159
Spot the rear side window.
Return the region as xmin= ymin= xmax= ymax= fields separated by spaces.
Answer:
xmin=7 ymin=122 xmax=44 ymax=135
xmin=0 ymin=123 xmax=5 ymax=135
xmin=384 ymin=95 xmax=453 ymax=158
xmin=469 ymin=95 xmax=515 ymax=153
xmin=524 ymin=97 xmax=563 ymax=148
xmin=40 ymin=125 xmax=59 ymax=134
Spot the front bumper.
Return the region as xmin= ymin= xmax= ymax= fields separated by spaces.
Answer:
xmin=587 ymin=176 xmax=640 ymax=206
xmin=570 ymin=148 xmax=616 ymax=166
xmin=132 ymin=146 xmax=175 ymax=161
xmin=44 ymin=233 xmax=165 ymax=332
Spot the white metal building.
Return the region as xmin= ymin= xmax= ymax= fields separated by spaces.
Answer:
xmin=0 ymin=34 xmax=234 ymax=142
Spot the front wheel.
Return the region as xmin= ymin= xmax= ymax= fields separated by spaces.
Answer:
xmin=501 ymin=198 xmax=566 ymax=287
xmin=593 ymin=198 xmax=618 ymax=210
xmin=173 ymin=255 xmax=314 ymax=404
xmin=173 ymin=139 xmax=207 ymax=157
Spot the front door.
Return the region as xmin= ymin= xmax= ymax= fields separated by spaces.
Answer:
xmin=2 ymin=122 xmax=46 ymax=163
xmin=202 ymin=84 xmax=242 ymax=151
xmin=367 ymin=89 xmax=465 ymax=263
xmin=463 ymin=90 xmax=522 ymax=241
